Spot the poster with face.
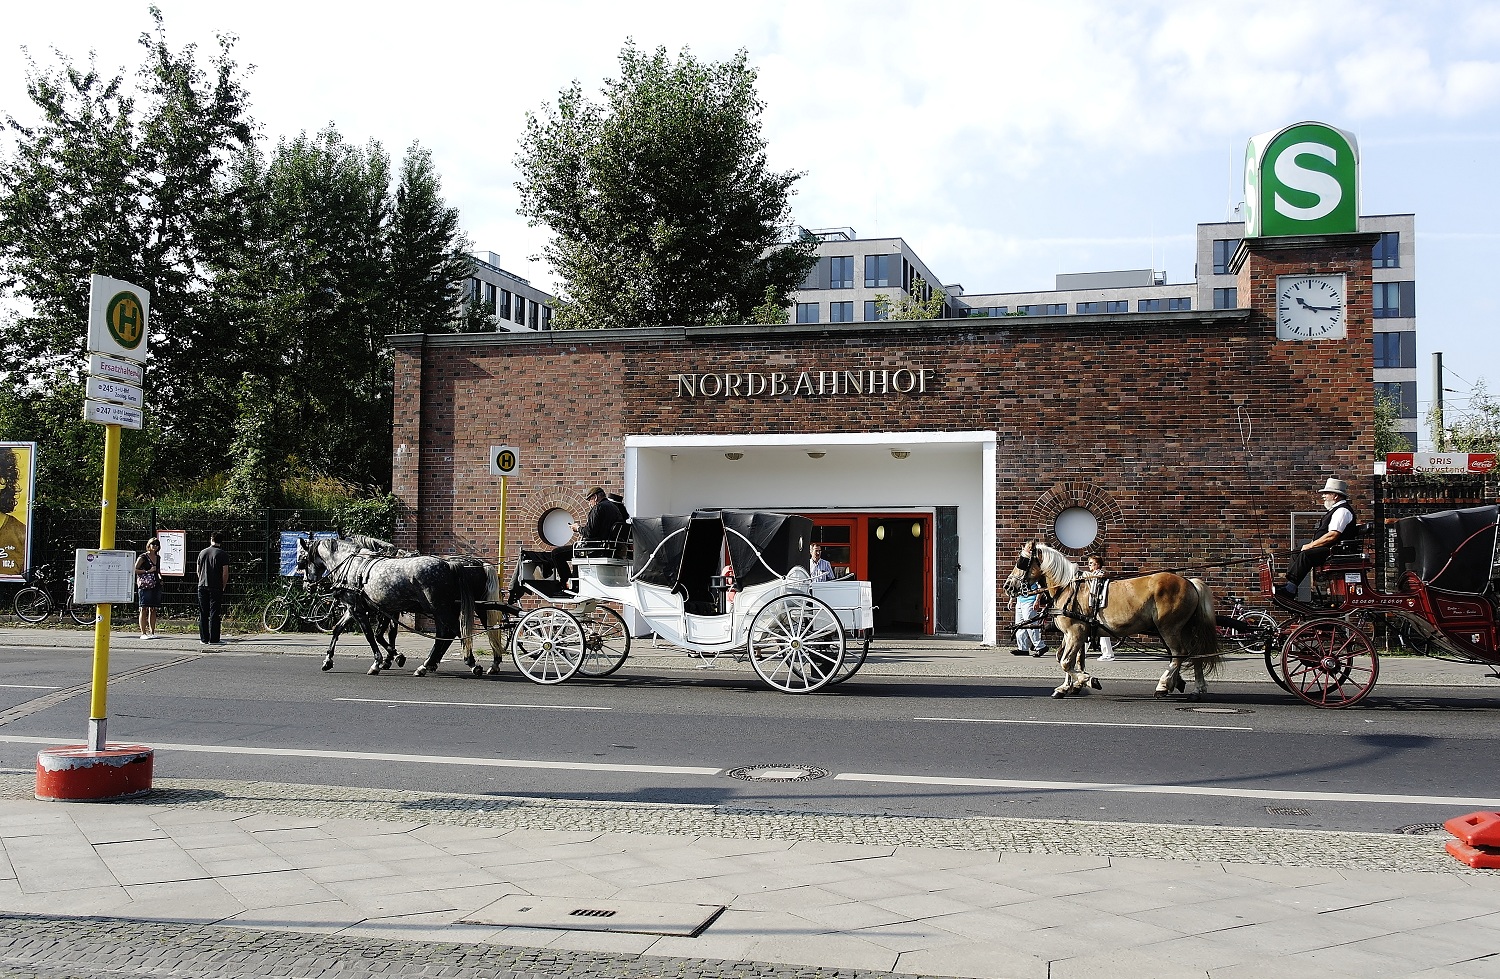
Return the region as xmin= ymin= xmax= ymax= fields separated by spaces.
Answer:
xmin=0 ymin=442 xmax=36 ymax=582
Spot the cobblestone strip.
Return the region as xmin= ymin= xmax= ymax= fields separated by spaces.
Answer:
xmin=0 ymin=913 xmax=920 ymax=979
xmin=0 ymin=773 xmax=1461 ymax=874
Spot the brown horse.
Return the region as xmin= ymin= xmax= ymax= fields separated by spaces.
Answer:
xmin=1003 ymin=540 xmax=1222 ymax=699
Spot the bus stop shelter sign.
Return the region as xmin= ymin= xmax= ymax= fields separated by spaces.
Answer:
xmin=87 ymin=274 xmax=151 ymax=364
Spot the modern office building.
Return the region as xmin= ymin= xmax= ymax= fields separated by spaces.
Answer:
xmin=464 ymin=251 xmax=555 ymax=332
xmin=789 ymin=215 xmax=1418 ymax=448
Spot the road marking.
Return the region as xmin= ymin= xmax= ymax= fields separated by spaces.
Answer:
xmin=0 ymin=656 xmax=201 ymax=728
xmin=834 ymin=772 xmax=1500 ymax=808
xmin=916 ymin=715 xmax=1253 ymax=732
xmin=0 ymin=684 xmax=59 ymax=690
xmin=0 ymin=735 xmax=719 ymax=777
xmin=335 ymin=697 xmax=611 ymax=711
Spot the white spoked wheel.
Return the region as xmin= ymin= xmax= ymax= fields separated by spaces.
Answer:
xmin=747 ymin=594 xmax=845 ymax=693
xmin=576 ymin=604 xmax=631 ymax=678
xmin=511 ymin=607 xmax=584 ymax=685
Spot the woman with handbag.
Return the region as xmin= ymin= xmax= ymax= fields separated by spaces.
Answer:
xmin=135 ymin=538 xmax=163 ymax=639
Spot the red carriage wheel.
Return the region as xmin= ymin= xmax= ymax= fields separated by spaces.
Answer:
xmin=1279 ymin=617 xmax=1380 ymax=708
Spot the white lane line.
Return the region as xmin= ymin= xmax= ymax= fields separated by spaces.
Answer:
xmin=336 ymin=698 xmax=611 ymax=711
xmin=834 ymin=772 xmax=1500 ymax=808
xmin=0 ymin=684 xmax=58 ymax=690
xmin=916 ymin=716 xmax=1252 ymax=732
xmin=0 ymin=734 xmax=718 ymax=777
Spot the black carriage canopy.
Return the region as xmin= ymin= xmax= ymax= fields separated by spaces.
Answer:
xmin=630 ymin=510 xmax=813 ymax=607
xmin=1396 ymin=504 xmax=1500 ymax=594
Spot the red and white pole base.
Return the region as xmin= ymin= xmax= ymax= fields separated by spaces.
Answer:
xmin=35 ymin=722 xmax=154 ymax=802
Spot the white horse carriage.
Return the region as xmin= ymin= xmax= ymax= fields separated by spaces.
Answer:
xmin=503 ymin=509 xmax=874 ymax=692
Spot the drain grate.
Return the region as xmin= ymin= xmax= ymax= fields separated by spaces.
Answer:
xmin=569 ymin=908 xmax=616 ymax=918
xmin=1176 ymin=706 xmax=1254 ymax=715
xmin=1265 ymin=806 xmax=1311 ymax=816
xmin=727 ymin=764 xmax=829 ymax=782
xmin=1397 ymin=822 xmax=1448 ymax=836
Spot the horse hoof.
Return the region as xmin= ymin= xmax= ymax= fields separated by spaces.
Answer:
xmin=1154 ymin=689 xmax=1169 ymax=699
xmin=1051 ymin=689 xmax=1067 ymax=699
xmin=367 ymin=665 xmax=380 ymax=676
xmin=414 ymin=666 xmax=428 ymax=677
xmin=395 ymin=654 xmax=406 ymax=667
xmin=1089 ymin=677 xmax=1102 ymax=690
xmin=471 ymin=666 xmax=483 ymax=677
xmin=320 ymin=661 xmax=333 ymax=672
xmin=485 ymin=665 xmax=503 ymax=676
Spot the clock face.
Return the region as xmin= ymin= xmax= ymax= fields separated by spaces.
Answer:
xmin=1276 ymin=274 xmax=1346 ymax=340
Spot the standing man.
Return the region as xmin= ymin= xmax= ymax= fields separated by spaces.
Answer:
xmin=197 ymin=532 xmax=230 ymax=646
xmin=809 ymin=544 xmax=834 ymax=581
xmin=1278 ymin=477 xmax=1355 ymax=599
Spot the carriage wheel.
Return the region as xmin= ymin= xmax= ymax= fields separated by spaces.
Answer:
xmin=576 ymin=605 xmax=630 ymax=678
xmin=1233 ymin=610 xmax=1278 ymax=653
xmin=747 ymin=594 xmax=845 ymax=693
xmin=13 ymin=586 xmax=51 ymax=623
xmin=310 ymin=594 xmax=340 ymax=634
xmin=511 ymin=607 xmax=584 ymax=685
xmin=825 ymin=628 xmax=872 ymax=686
xmin=262 ymin=597 xmax=293 ymax=633
xmin=1280 ymin=617 xmax=1379 ymax=708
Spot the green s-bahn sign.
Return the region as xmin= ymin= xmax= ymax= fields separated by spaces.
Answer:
xmin=1243 ymin=121 xmax=1359 ymax=237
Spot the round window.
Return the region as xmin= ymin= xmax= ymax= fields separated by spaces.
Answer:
xmin=1054 ymin=506 xmax=1099 ymax=550
xmin=539 ymin=508 xmax=576 ymax=547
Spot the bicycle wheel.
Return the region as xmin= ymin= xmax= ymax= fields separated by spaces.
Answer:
xmin=309 ymin=594 xmax=340 ymax=634
xmin=1234 ymin=610 xmax=1278 ymax=653
xmin=263 ymin=597 xmax=293 ymax=633
xmin=69 ymin=601 xmax=99 ymax=626
xmin=13 ymin=586 xmax=51 ymax=623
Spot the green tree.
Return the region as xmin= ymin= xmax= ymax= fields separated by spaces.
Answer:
xmin=1430 ymin=378 xmax=1500 ymax=452
xmin=874 ymin=276 xmax=947 ymax=321
xmin=388 ymin=142 xmax=472 ymax=334
xmin=1375 ymin=391 xmax=1407 ymax=455
xmin=222 ymin=374 xmax=276 ymax=511
xmin=515 ymin=41 xmax=815 ymax=330
xmin=748 ymin=284 xmax=790 ymax=325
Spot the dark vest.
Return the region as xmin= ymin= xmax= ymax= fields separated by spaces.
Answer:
xmin=1314 ymin=500 xmax=1355 ymax=539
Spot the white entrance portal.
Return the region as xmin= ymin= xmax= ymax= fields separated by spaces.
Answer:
xmin=623 ymin=431 xmax=996 ymax=643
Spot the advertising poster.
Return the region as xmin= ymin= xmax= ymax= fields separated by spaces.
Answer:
xmin=279 ymin=530 xmax=339 ymax=577
xmin=156 ymin=530 xmax=188 ymax=577
xmin=0 ymin=441 xmax=36 ymax=582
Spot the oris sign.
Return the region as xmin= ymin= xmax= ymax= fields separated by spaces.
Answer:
xmin=1243 ymin=121 xmax=1359 ymax=237
xmin=1386 ymin=452 xmax=1497 ymax=474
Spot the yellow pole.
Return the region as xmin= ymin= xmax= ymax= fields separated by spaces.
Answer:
xmin=497 ymin=475 xmax=508 ymax=569
xmin=88 ymin=422 xmax=121 ymax=751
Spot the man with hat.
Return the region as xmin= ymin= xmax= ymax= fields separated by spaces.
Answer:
xmin=551 ymin=487 xmax=625 ymax=589
xmin=1278 ymin=477 xmax=1355 ymax=599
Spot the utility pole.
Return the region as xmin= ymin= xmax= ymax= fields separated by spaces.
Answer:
xmin=1432 ymin=351 xmax=1444 ymax=451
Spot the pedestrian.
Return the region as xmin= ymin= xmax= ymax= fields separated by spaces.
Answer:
xmin=196 ymin=532 xmax=230 ymax=646
xmin=1012 ymin=581 xmax=1048 ymax=657
xmin=135 ymin=538 xmax=162 ymax=639
xmin=809 ymin=544 xmax=834 ymax=581
xmin=1083 ymin=554 xmax=1115 ymax=661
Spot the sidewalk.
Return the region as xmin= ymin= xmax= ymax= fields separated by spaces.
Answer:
xmin=2 ymin=627 xmax=1500 ymax=977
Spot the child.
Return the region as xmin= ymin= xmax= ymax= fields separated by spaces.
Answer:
xmin=1083 ymin=554 xmax=1115 ymax=662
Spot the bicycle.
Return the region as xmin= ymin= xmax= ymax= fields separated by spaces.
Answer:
xmin=13 ymin=564 xmax=100 ymax=626
xmin=263 ymin=577 xmax=340 ymax=633
xmin=1215 ymin=595 xmax=1279 ymax=652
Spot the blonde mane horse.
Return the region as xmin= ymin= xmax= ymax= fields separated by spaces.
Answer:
xmin=1003 ymin=540 xmax=1222 ymax=699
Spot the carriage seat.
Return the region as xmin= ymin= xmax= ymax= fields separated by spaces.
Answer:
xmin=1331 ymin=521 xmax=1371 ymax=555
xmin=574 ymin=518 xmax=633 ymax=563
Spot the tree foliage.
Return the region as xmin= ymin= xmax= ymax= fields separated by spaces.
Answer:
xmin=874 ymin=276 xmax=947 ymax=321
xmin=1374 ymin=391 xmax=1407 ymax=454
xmin=0 ymin=12 xmax=474 ymax=510
xmin=1430 ymin=378 xmax=1500 ymax=452
xmin=515 ymin=41 xmax=815 ymax=330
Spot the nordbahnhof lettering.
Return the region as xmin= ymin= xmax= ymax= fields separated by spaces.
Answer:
xmin=675 ymin=367 xmax=932 ymax=398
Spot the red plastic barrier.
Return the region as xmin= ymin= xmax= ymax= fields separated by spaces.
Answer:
xmin=1444 ymin=811 xmax=1500 ymax=847
xmin=1446 ymin=839 xmax=1500 ymax=870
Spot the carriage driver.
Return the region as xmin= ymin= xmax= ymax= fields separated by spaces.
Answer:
xmin=551 ymin=487 xmax=626 ymax=588
xmin=1277 ymin=477 xmax=1356 ymax=599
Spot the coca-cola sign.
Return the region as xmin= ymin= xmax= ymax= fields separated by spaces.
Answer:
xmin=1385 ymin=452 xmax=1497 ymax=474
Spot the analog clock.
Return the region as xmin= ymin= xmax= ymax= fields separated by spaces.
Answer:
xmin=1276 ymin=274 xmax=1346 ymax=340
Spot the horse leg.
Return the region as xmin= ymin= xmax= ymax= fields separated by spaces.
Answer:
xmin=321 ymin=608 xmax=351 ymax=671
xmin=1189 ymin=659 xmax=1209 ymax=700
xmin=1155 ymin=661 xmax=1182 ymax=698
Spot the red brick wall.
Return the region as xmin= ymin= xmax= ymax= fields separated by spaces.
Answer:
xmin=393 ymin=243 xmax=1374 ymax=636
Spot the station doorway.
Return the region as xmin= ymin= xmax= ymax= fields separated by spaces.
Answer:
xmin=808 ymin=514 xmax=932 ymax=634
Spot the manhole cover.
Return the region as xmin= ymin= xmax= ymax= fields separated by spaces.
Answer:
xmin=1397 ymin=823 xmax=1448 ymax=836
xmin=1177 ymin=706 xmax=1254 ymax=715
xmin=463 ymin=894 xmax=723 ymax=936
xmin=727 ymin=764 xmax=829 ymax=782
xmin=1265 ymin=806 xmax=1311 ymax=816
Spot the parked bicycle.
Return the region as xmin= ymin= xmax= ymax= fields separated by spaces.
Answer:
xmin=1215 ymin=594 xmax=1278 ymax=652
xmin=262 ymin=576 xmax=339 ymax=633
xmin=12 ymin=564 xmax=99 ymax=626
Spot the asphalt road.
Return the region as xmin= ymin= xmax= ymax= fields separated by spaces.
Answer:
xmin=2 ymin=641 xmax=1498 ymax=836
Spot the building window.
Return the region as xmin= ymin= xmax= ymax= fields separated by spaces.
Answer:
xmin=964 ymin=306 xmax=1007 ymax=317
xmin=1372 ymin=232 xmax=1400 ymax=269
xmin=864 ymin=254 xmax=891 ymax=288
xmin=830 ymin=256 xmax=854 ymax=289
xmin=1373 ymin=281 xmax=1415 ymax=318
xmin=830 ymin=301 xmax=854 ymax=322
xmin=1076 ymin=301 xmax=1102 ymax=314
xmin=483 ymin=282 xmax=497 ymax=310
xmin=1373 ymin=331 xmax=1416 ymax=369
xmin=539 ymin=305 xmax=551 ymax=330
xmin=1138 ymin=298 xmax=1162 ymax=312
xmin=1044 ymin=303 xmax=1066 ymax=315
xmin=1014 ymin=304 xmax=1039 ymax=316
xmin=1212 ymin=239 xmax=1240 ymax=275
xmin=514 ymin=297 xmax=526 ymax=325
xmin=1212 ymin=287 xmax=1238 ymax=309
xmin=498 ymin=289 xmax=512 ymax=319
xmin=1167 ymin=297 xmax=1191 ymax=311
xmin=529 ymin=300 xmax=539 ymax=329
xmin=1376 ymin=381 xmax=1417 ymax=418
xmin=1105 ymin=300 xmax=1128 ymax=313
xmin=864 ymin=300 xmax=887 ymax=321
xmin=796 ymin=302 xmax=819 ymax=323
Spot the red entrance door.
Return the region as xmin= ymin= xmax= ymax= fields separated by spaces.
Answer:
xmin=808 ymin=514 xmax=932 ymax=635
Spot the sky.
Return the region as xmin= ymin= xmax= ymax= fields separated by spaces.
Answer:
xmin=3 ymin=1 xmax=1497 ymax=447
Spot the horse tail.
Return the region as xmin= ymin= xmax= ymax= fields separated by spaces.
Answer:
xmin=452 ymin=560 xmax=479 ymax=648
xmin=1181 ymin=576 xmax=1222 ymax=674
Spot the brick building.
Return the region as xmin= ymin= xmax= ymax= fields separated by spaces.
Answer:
xmin=391 ymin=226 xmax=1377 ymax=643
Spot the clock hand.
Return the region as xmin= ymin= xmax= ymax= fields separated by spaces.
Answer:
xmin=1294 ymin=297 xmax=1341 ymax=313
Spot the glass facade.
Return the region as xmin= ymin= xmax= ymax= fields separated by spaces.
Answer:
xmin=1212 ymin=287 xmax=1237 ymax=309
xmin=1212 ymin=239 xmax=1239 ymax=275
xmin=830 ymin=301 xmax=854 ymax=322
xmin=830 ymin=256 xmax=854 ymax=289
xmin=1373 ymin=331 xmax=1416 ymax=369
xmin=864 ymin=254 xmax=891 ymax=288
xmin=1372 ymin=232 xmax=1400 ymax=269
